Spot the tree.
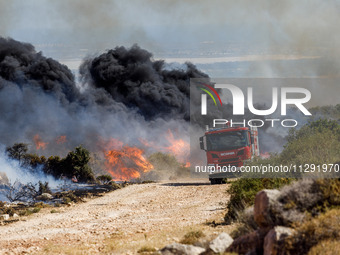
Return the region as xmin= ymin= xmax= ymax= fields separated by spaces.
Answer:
xmin=5 ymin=143 xmax=28 ymax=165
xmin=63 ymin=146 xmax=95 ymax=182
xmin=44 ymin=156 xmax=63 ymax=177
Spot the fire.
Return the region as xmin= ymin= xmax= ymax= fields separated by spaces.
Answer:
xmin=261 ymin=152 xmax=271 ymax=159
xmin=56 ymin=135 xmax=67 ymax=144
xmin=101 ymin=138 xmax=153 ymax=181
xmin=139 ymin=129 xmax=190 ymax=166
xmin=33 ymin=134 xmax=48 ymax=150
xmin=164 ymin=130 xmax=190 ymax=163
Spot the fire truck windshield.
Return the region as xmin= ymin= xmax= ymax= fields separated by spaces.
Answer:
xmin=206 ymin=130 xmax=249 ymax=151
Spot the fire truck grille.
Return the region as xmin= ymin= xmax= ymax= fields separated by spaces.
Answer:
xmin=220 ymin=158 xmax=239 ymax=163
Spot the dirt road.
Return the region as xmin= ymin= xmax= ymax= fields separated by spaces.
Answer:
xmin=0 ymin=180 xmax=233 ymax=254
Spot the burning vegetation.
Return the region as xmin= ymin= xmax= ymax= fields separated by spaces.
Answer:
xmin=100 ymin=138 xmax=153 ymax=181
xmin=0 ymin=37 xmax=198 ymax=186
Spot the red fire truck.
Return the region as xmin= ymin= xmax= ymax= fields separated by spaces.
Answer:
xmin=199 ymin=124 xmax=260 ymax=184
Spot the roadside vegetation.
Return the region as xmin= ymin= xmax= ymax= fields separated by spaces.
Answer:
xmin=6 ymin=143 xmax=96 ymax=182
xmin=144 ymin=152 xmax=190 ymax=180
xmin=224 ymin=119 xmax=340 ymax=254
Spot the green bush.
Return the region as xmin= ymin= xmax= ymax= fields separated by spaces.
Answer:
xmin=224 ymin=178 xmax=292 ymax=223
xmin=63 ymin=146 xmax=95 ymax=182
xmin=148 ymin=152 xmax=180 ymax=171
xmin=97 ymin=174 xmax=113 ymax=184
xmin=31 ymin=207 xmax=41 ymax=213
xmin=146 ymin=152 xmax=190 ymax=180
xmin=281 ymin=119 xmax=340 ymax=168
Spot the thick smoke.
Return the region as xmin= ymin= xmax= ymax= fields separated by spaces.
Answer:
xmin=0 ymin=36 xmax=320 ymax=184
xmin=0 ymin=37 xmax=206 ymax=164
xmin=80 ymin=44 xmax=208 ymax=120
xmin=0 ymin=37 xmax=79 ymax=105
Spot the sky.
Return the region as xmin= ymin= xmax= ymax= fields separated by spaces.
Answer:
xmin=1 ymin=0 xmax=340 ymax=78
xmin=0 ymin=0 xmax=340 ymax=172
xmin=0 ymin=1 xmax=338 ymax=52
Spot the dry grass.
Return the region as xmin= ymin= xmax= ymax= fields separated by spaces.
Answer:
xmin=282 ymin=208 xmax=340 ymax=255
xmin=180 ymin=230 xmax=205 ymax=245
xmin=137 ymin=245 xmax=157 ymax=253
xmin=308 ymin=239 xmax=340 ymax=255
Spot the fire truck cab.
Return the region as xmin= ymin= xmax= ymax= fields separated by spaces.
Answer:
xmin=199 ymin=124 xmax=259 ymax=184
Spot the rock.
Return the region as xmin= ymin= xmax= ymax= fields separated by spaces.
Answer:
xmin=263 ymin=226 xmax=294 ymax=255
xmin=226 ymin=228 xmax=269 ymax=255
xmin=208 ymin=232 xmax=233 ymax=253
xmin=160 ymin=243 xmax=206 ymax=255
xmin=12 ymin=213 xmax=19 ymax=218
xmin=36 ymin=193 xmax=53 ymax=201
xmin=254 ymin=189 xmax=280 ymax=228
xmin=0 ymin=214 xmax=10 ymax=221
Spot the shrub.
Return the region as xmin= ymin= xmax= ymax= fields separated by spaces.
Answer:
xmin=62 ymin=196 xmax=72 ymax=204
xmin=0 ymin=205 xmax=15 ymax=216
xmin=63 ymin=146 xmax=95 ymax=182
xmin=230 ymin=206 xmax=257 ymax=239
xmin=278 ymin=179 xmax=340 ymax=216
xmin=108 ymin=182 xmax=122 ymax=190
xmin=224 ymin=178 xmax=292 ymax=223
xmin=5 ymin=181 xmax=38 ymax=202
xmin=282 ymin=209 xmax=340 ymax=255
xmin=31 ymin=207 xmax=41 ymax=213
xmin=145 ymin=152 xmax=190 ymax=180
xmin=180 ymin=230 xmax=205 ymax=245
xmin=38 ymin=181 xmax=52 ymax=195
xmin=308 ymin=239 xmax=340 ymax=255
xmin=137 ymin=246 xmax=156 ymax=253
xmin=34 ymin=202 xmax=50 ymax=208
xmin=97 ymin=174 xmax=113 ymax=184
xmin=61 ymin=191 xmax=83 ymax=204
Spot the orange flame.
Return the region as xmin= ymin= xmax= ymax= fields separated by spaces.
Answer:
xmin=164 ymin=130 xmax=190 ymax=163
xmin=56 ymin=135 xmax=67 ymax=144
xmin=101 ymin=138 xmax=153 ymax=181
xmin=33 ymin=134 xmax=48 ymax=150
xmin=139 ymin=129 xmax=190 ymax=165
xmin=261 ymin=152 xmax=271 ymax=159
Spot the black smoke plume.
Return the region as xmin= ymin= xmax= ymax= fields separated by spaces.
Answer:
xmin=0 ymin=37 xmax=79 ymax=105
xmin=0 ymin=37 xmax=207 ymax=163
xmin=80 ymin=44 xmax=208 ymax=120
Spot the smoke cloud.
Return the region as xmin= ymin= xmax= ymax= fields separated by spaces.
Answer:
xmin=80 ymin=44 xmax=208 ymax=120
xmin=0 ymin=37 xmax=205 ymax=167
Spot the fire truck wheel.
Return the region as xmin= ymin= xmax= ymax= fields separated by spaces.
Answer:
xmin=210 ymin=178 xmax=223 ymax=185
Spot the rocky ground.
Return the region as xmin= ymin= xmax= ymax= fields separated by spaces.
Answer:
xmin=0 ymin=180 xmax=234 ymax=254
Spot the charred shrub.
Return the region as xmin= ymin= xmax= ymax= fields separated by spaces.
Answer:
xmin=38 ymin=181 xmax=51 ymax=195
